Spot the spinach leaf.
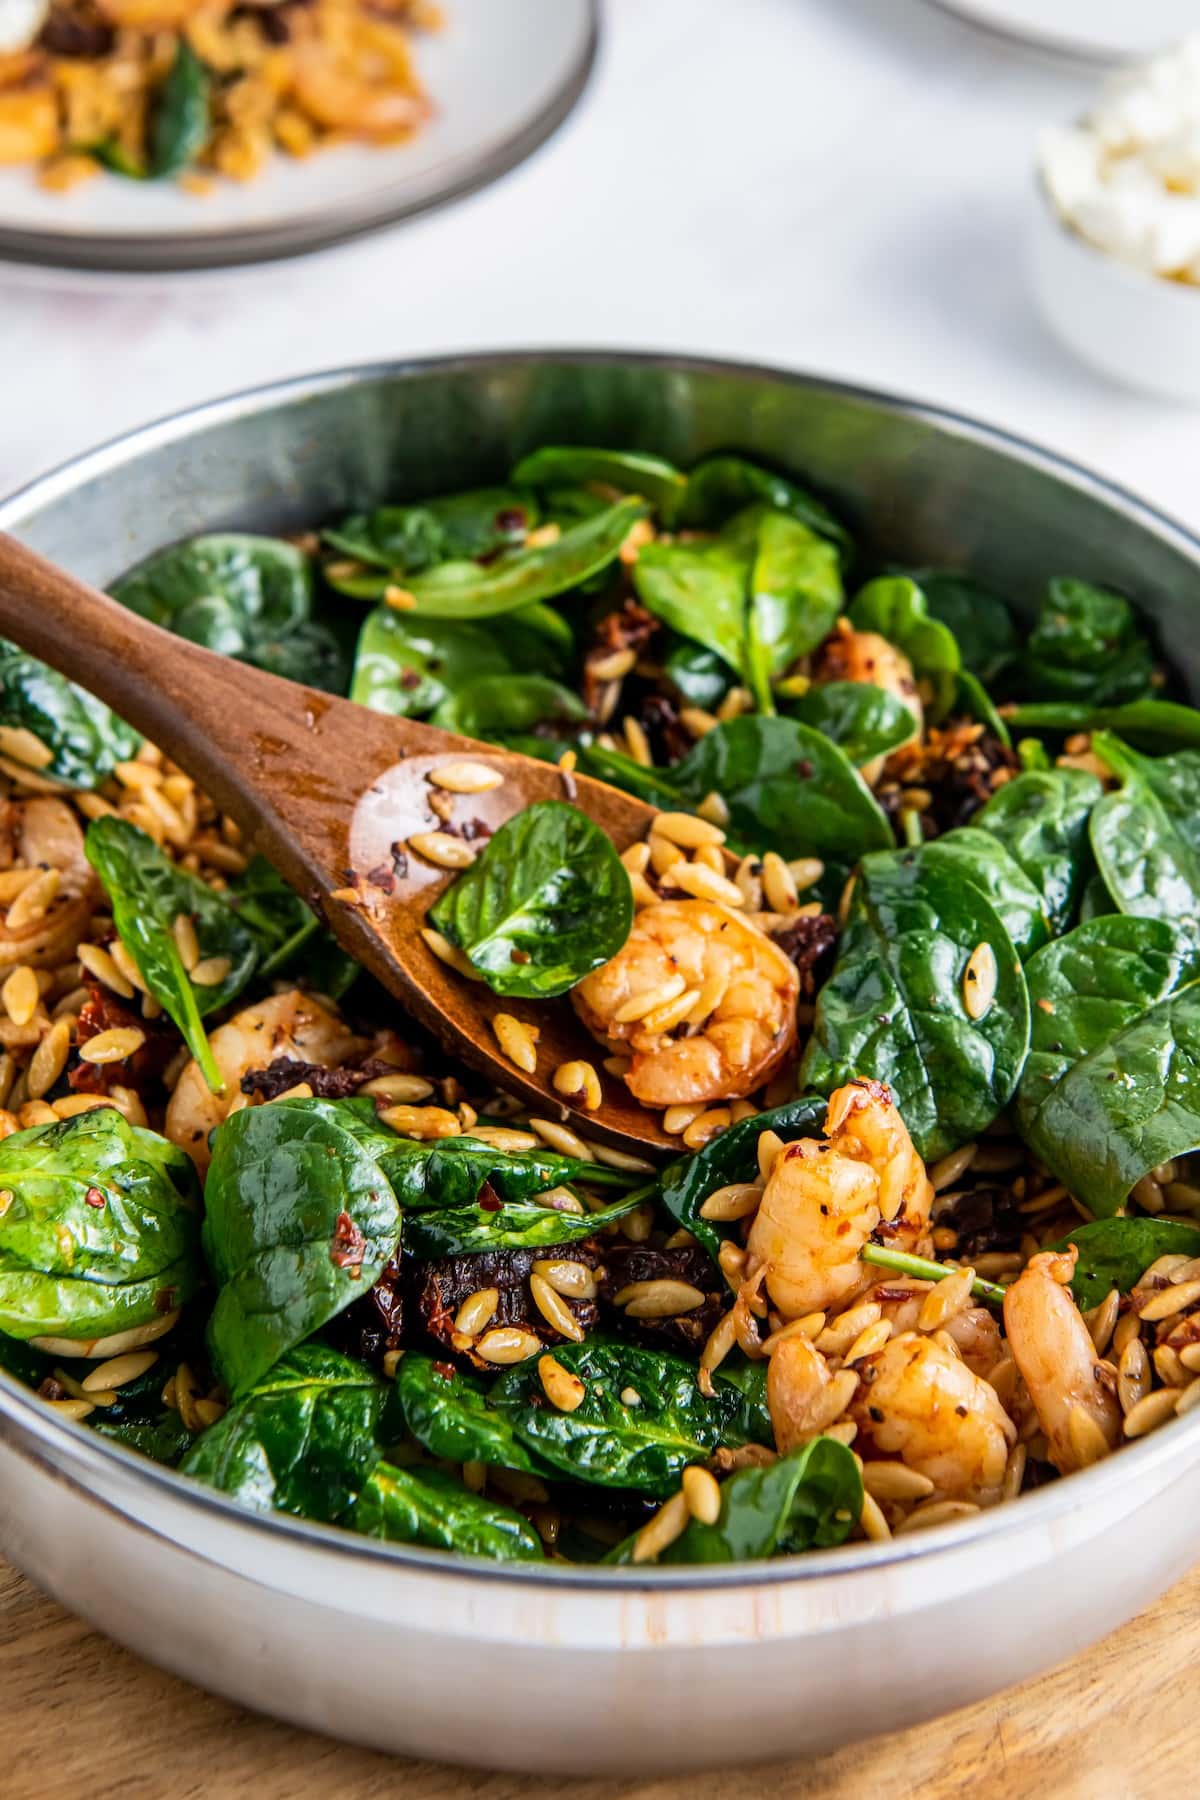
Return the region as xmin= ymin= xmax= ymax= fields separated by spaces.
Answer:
xmin=356 ymin=1461 xmax=543 ymax=1561
xmin=956 ymin=669 xmax=1011 ymax=749
xmin=227 ymin=856 xmax=358 ymax=999
xmin=1089 ymin=735 xmax=1200 ymax=941
xmin=663 ymin=637 xmax=734 ymax=709
xmin=975 ymin=768 xmax=1104 ymax=935
xmin=848 ymin=577 xmax=961 ymax=722
xmin=491 ymin=1338 xmax=770 ymax=1496
xmin=364 ymin=499 xmax=645 ymax=618
xmin=607 ymin=1438 xmax=862 ymax=1564
xmin=395 ymin=1354 xmax=553 ymax=1473
xmin=0 ymin=641 xmax=141 ymax=788
xmin=788 ymin=680 xmax=917 ymax=768
xmin=917 ymin=827 xmax=1049 ymax=961
xmin=202 ymin=1101 xmax=401 ymax=1398
xmin=511 ymin=447 xmax=687 ymax=518
xmin=0 ymin=1108 xmax=200 ymax=1343
xmin=1017 ymin=916 xmax=1200 ymax=1137
xmin=1078 ymin=870 xmax=1115 ymax=922
xmin=180 ymin=1343 xmax=387 ymax=1522
xmin=678 ymin=454 xmax=852 ymax=558
xmin=1005 ymin=698 xmax=1200 ymax=754
xmin=800 ymin=847 xmax=1031 ymax=1161
xmin=587 ymin=716 xmax=892 ymax=864
xmin=908 ymin=571 xmax=1017 ymax=685
xmin=1021 ymin=979 xmax=1200 ymax=1217
xmin=325 ymin=487 xmax=534 ymax=573
xmin=1025 ymin=579 xmax=1155 ymax=706
xmin=429 ymin=799 xmax=632 ymax=999
xmin=1052 ymin=1218 xmax=1200 ymax=1310
xmin=431 ymin=675 xmax=588 ymax=740
xmin=348 ymin=602 xmax=568 ymax=718
xmin=149 ymin=39 xmax=210 ymax=178
xmin=113 ymin=533 xmax=342 ymax=691
xmin=404 ymin=1190 xmax=644 ymax=1258
xmin=85 ymin=816 xmax=257 ymax=1092
xmin=94 ymin=1412 xmax=194 ymax=1466
xmin=633 ymin=507 xmax=842 ymax=710
xmin=659 ymin=1094 xmax=827 ymax=1260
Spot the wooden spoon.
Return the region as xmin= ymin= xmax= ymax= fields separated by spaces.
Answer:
xmin=0 ymin=534 xmax=676 ymax=1154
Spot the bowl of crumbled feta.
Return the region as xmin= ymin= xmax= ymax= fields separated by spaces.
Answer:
xmin=1034 ymin=36 xmax=1200 ymax=399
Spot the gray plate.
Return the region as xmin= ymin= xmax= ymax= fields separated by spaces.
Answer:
xmin=0 ymin=0 xmax=596 ymax=274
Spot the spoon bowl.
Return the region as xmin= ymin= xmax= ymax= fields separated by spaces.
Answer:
xmin=0 ymin=532 xmax=673 ymax=1153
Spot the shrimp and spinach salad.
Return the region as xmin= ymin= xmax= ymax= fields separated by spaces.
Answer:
xmin=3 ymin=443 xmax=1200 ymax=1568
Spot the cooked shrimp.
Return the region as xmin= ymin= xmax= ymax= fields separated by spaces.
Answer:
xmin=572 ymin=898 xmax=798 ymax=1107
xmin=766 ymin=1332 xmax=833 ymax=1452
xmin=874 ymin=1291 xmax=1004 ymax=1378
xmin=0 ymin=797 xmax=96 ymax=970
xmin=851 ymin=1332 xmax=1016 ymax=1502
xmin=165 ymin=989 xmax=366 ymax=1172
xmin=1003 ymin=1248 xmax=1122 ymax=1474
xmin=746 ymin=1080 xmax=933 ymax=1318
xmin=813 ymin=619 xmax=922 ymax=782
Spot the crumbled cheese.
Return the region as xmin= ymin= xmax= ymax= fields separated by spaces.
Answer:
xmin=1040 ymin=36 xmax=1200 ymax=281
xmin=0 ymin=0 xmax=47 ymax=54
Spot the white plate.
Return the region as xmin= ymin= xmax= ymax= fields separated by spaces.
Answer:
xmin=925 ymin=0 xmax=1198 ymax=63
xmin=0 ymin=0 xmax=596 ymax=273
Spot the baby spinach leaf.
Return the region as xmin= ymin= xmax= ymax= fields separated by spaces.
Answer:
xmin=1089 ymin=735 xmax=1200 ymax=941
xmin=659 ymin=1094 xmax=827 ymax=1260
xmin=1025 ymin=579 xmax=1155 ymax=707
xmin=800 ymin=847 xmax=1031 ymax=1161
xmin=180 ymin=1343 xmax=387 ymax=1523
xmin=202 ymin=1101 xmax=401 ymax=1398
xmin=356 ymin=1461 xmax=543 ymax=1561
xmin=679 ymin=454 xmax=852 ymax=557
xmin=788 ymin=680 xmax=916 ymax=768
xmin=94 ymin=1412 xmax=194 ymax=1466
xmin=907 ymin=571 xmax=1017 ymax=685
xmin=1021 ymin=979 xmax=1200 ymax=1218
xmin=382 ymin=499 xmax=645 ymax=619
xmin=0 ymin=1108 xmax=201 ymax=1344
xmin=431 ymin=675 xmax=588 ymax=740
xmin=404 ymin=1190 xmax=644 ymax=1258
xmin=663 ymin=637 xmax=734 ymax=709
xmin=848 ymin=577 xmax=961 ymax=721
xmin=511 ymin=447 xmax=687 ymax=518
xmin=0 ymin=641 xmax=141 ymax=788
xmin=1006 ymin=698 xmax=1200 ymax=754
xmin=428 ymin=799 xmax=632 ymax=999
xmin=395 ymin=1354 xmax=553 ymax=1474
xmin=325 ymin=487 xmax=534 ymax=573
xmin=669 ymin=716 xmax=893 ymax=862
xmin=956 ymin=669 xmax=1011 ymax=749
xmin=634 ymin=507 xmax=842 ymax=710
xmin=113 ymin=533 xmax=340 ymax=689
xmin=975 ymin=768 xmax=1104 ymax=935
xmin=491 ymin=1338 xmax=770 ymax=1496
xmin=607 ymin=1438 xmax=862 ymax=1564
xmin=348 ymin=602 xmax=569 ymax=719
xmin=1052 ymin=1218 xmax=1200 ymax=1310
xmin=85 ymin=816 xmax=258 ymax=1092
xmin=917 ymin=827 xmax=1049 ymax=961
xmin=1078 ymin=870 xmax=1115 ymax=922
xmin=1016 ymin=916 xmax=1200 ymax=1137
xmin=149 ymin=39 xmax=210 ymax=178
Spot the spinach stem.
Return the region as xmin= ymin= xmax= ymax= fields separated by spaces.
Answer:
xmin=860 ymin=1243 xmax=1007 ymax=1305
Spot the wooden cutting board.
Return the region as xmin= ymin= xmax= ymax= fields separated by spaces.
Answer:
xmin=3 ymin=1557 xmax=1196 ymax=1799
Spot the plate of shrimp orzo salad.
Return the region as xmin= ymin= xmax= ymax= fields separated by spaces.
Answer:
xmin=0 ymin=0 xmax=596 ymax=271
xmin=4 ymin=433 xmax=1200 ymax=1571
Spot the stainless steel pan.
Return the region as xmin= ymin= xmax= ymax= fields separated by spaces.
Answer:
xmin=1 ymin=353 xmax=1197 ymax=1774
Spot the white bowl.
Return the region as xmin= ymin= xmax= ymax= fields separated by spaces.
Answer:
xmin=1030 ymin=181 xmax=1200 ymax=401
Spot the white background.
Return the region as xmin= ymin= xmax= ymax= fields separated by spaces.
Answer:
xmin=2 ymin=0 xmax=1197 ymax=530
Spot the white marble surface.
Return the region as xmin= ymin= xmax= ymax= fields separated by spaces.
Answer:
xmin=3 ymin=0 xmax=1198 ymax=530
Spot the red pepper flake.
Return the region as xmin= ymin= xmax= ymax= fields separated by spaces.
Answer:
xmin=330 ymin=1210 xmax=368 ymax=1273
xmin=432 ymin=1359 xmax=456 ymax=1380
xmin=84 ymin=1186 xmax=106 ymax=1209
xmin=478 ymin=1181 xmax=503 ymax=1213
xmin=510 ymin=948 xmax=531 ymax=964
